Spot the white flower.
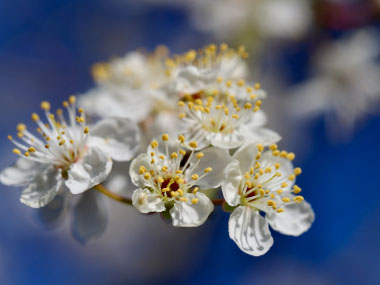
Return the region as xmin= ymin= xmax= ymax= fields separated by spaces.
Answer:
xmin=222 ymin=143 xmax=314 ymax=256
xmin=178 ymin=0 xmax=312 ymax=40
xmin=79 ymin=47 xmax=172 ymax=123
xmin=129 ymin=134 xmax=231 ymax=227
xmin=163 ymin=44 xmax=249 ymax=98
xmin=0 ymin=96 xmax=140 ymax=208
xmin=289 ymin=28 xmax=380 ymax=139
xmin=177 ymin=78 xmax=280 ymax=149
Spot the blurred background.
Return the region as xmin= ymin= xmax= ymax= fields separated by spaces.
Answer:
xmin=1 ymin=0 xmax=380 ymax=284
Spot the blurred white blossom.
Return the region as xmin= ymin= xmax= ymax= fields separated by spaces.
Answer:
xmin=288 ymin=28 xmax=380 ymax=140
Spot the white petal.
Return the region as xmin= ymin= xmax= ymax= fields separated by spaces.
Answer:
xmin=129 ymin=153 xmax=153 ymax=188
xmin=66 ymin=147 xmax=112 ymax=194
xmin=20 ymin=166 xmax=62 ymax=208
xmin=88 ymin=117 xmax=140 ymax=161
xmin=246 ymin=110 xmax=268 ymax=128
xmin=208 ymin=132 xmax=245 ymax=149
xmin=132 ymin=188 xmax=165 ymax=214
xmin=222 ymin=160 xmax=242 ymax=206
xmin=233 ymin=143 xmax=259 ymax=172
xmin=170 ymin=192 xmax=214 ymax=227
xmin=245 ymin=127 xmax=281 ymax=146
xmin=266 ymin=199 xmax=315 ymax=236
xmin=229 ymin=206 xmax=273 ymax=256
xmin=78 ymin=87 xmax=153 ymax=122
xmin=0 ymin=158 xmax=46 ymax=186
xmin=190 ymin=147 xmax=232 ymax=189
xmin=72 ymin=190 xmax=108 ymax=244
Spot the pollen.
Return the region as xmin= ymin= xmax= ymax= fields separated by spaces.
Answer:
xmin=162 ymin=134 xmax=169 ymax=141
xmin=12 ymin=148 xmax=21 ymax=155
xmin=191 ymin=174 xmax=199 ymax=180
xmin=204 ymin=167 xmax=212 ymax=173
xmin=189 ymin=141 xmax=197 ymax=148
xmin=40 ymin=101 xmax=51 ymax=111
xmin=191 ymin=198 xmax=199 ymax=204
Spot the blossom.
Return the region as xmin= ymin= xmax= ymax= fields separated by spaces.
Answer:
xmin=0 ymin=96 xmax=140 ymax=208
xmin=288 ymin=28 xmax=380 ymax=139
xmin=177 ymin=78 xmax=280 ymax=149
xmin=163 ymin=44 xmax=249 ymax=98
xmin=79 ymin=47 xmax=172 ymax=123
xmin=222 ymin=142 xmax=314 ymax=256
xmin=129 ymin=134 xmax=231 ymax=227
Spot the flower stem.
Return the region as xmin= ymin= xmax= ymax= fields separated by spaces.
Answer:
xmin=94 ymin=184 xmax=132 ymax=205
xmin=212 ymin=198 xmax=224 ymax=206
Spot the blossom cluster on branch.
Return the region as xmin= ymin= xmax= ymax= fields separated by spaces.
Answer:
xmin=0 ymin=44 xmax=314 ymax=256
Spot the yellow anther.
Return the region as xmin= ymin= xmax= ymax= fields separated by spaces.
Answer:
xmin=204 ymin=167 xmax=212 ymax=173
xmin=265 ymin=167 xmax=272 ymax=173
xmin=288 ymin=174 xmax=296 ymax=181
xmin=267 ymin=200 xmax=275 ymax=206
xmin=40 ymin=101 xmax=51 ymax=111
xmin=277 ymin=208 xmax=285 ymax=213
xmin=45 ymin=144 xmax=49 ymax=149
xmin=294 ymin=196 xmax=304 ymax=203
xmin=276 ymin=189 xmax=283 ymax=194
xmin=287 ymin=152 xmax=295 ymax=160
xmin=24 ymin=151 xmax=30 ymax=157
xmin=276 ymin=172 xmax=282 ymax=177
xmin=59 ymin=140 xmax=65 ymax=146
xmin=151 ymin=159 xmax=155 ymax=164
xmin=270 ymin=194 xmax=275 ymax=199
xmin=191 ymin=174 xmax=199 ymax=180
xmin=245 ymin=181 xmax=252 ymax=188
xmin=195 ymin=99 xmax=203 ymax=105
xmin=244 ymin=103 xmax=252 ymax=109
xmin=179 ymin=149 xmax=186 ymax=155
xmin=69 ymin=140 xmax=74 ymax=144
xmin=69 ymin=96 xmax=76 ymax=104
xmin=259 ymin=189 xmax=265 ymax=196
xmin=294 ymin=168 xmax=302 ymax=175
xmin=191 ymin=198 xmax=199 ymax=204
xmin=171 ymin=191 xmax=178 ymax=197
xmin=150 ymin=152 xmax=155 ymax=157
xmin=162 ymin=188 xmax=169 ymax=193
xmin=280 ymin=151 xmax=288 ymax=158
xmin=17 ymin=123 xmax=26 ymax=132
xmin=31 ymin=113 xmax=40 ymax=121
xmin=189 ymin=141 xmax=197 ymax=148
xmin=177 ymin=189 xmax=184 ymax=196
xmin=225 ymin=81 xmax=232 ymax=88
xmin=188 ymin=102 xmax=194 ymax=110
xmin=139 ymin=166 xmax=147 ymax=174
xmin=179 ymin=197 xmax=188 ymax=202
xmin=244 ymin=172 xmax=250 ymax=179
xmin=178 ymin=101 xmax=185 ymax=107
xmin=28 ymin=147 xmax=36 ymax=153
xmin=178 ymin=113 xmax=186 ymax=119
xmin=151 ymin=140 xmax=158 ymax=149
xmin=161 ymin=166 xmax=168 ymax=172
xmin=178 ymin=135 xmax=185 ymax=143
xmin=159 ymin=155 xmax=165 ymax=160
xmin=232 ymin=114 xmax=239 ymax=119
xmin=12 ymin=148 xmax=21 ymax=155
xmin=237 ymin=79 xmax=245 ymax=87
xmin=56 ymin=109 xmax=63 ymax=116
xmin=78 ymin=108 xmax=84 ymax=113
xmin=144 ymin=173 xmax=151 ymax=180
xmin=171 ymin=152 xmax=178 ymax=159
xmin=253 ymin=106 xmax=260 ymax=112
xmin=216 ymin=76 xmax=223 ymax=83
xmin=270 ymin=144 xmax=278 ymax=151
xmin=273 ymin=150 xmax=280 ymax=156
xmin=257 ymin=144 xmax=264 ymax=152
xmin=246 ymin=87 xmax=253 ymax=93
xmin=7 ymin=135 xmax=13 ymax=140
xmin=192 ymin=187 xmax=199 ymax=194
xmin=274 ymin=163 xmax=280 ymax=170
xmin=256 ymin=153 xmax=261 ymax=160
xmin=162 ymin=134 xmax=169 ymax=141
xmin=176 ymin=170 xmax=183 ymax=174
xmin=157 ymin=177 xmax=164 ymax=183
xmin=293 ymin=185 xmax=302 ymax=194
xmin=281 ymin=182 xmax=288 ymax=188
xmin=254 ymin=83 xmax=261 ymax=90
xmin=62 ymin=101 xmax=69 ymax=108
xmin=282 ymin=197 xmax=291 ymax=203
xmin=84 ymin=127 xmax=89 ymax=134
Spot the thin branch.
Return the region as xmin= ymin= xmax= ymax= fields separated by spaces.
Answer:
xmin=94 ymin=184 xmax=132 ymax=205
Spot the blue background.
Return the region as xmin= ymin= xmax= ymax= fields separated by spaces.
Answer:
xmin=0 ymin=1 xmax=379 ymax=284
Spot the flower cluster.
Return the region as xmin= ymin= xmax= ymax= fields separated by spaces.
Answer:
xmin=0 ymin=43 xmax=314 ymax=255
